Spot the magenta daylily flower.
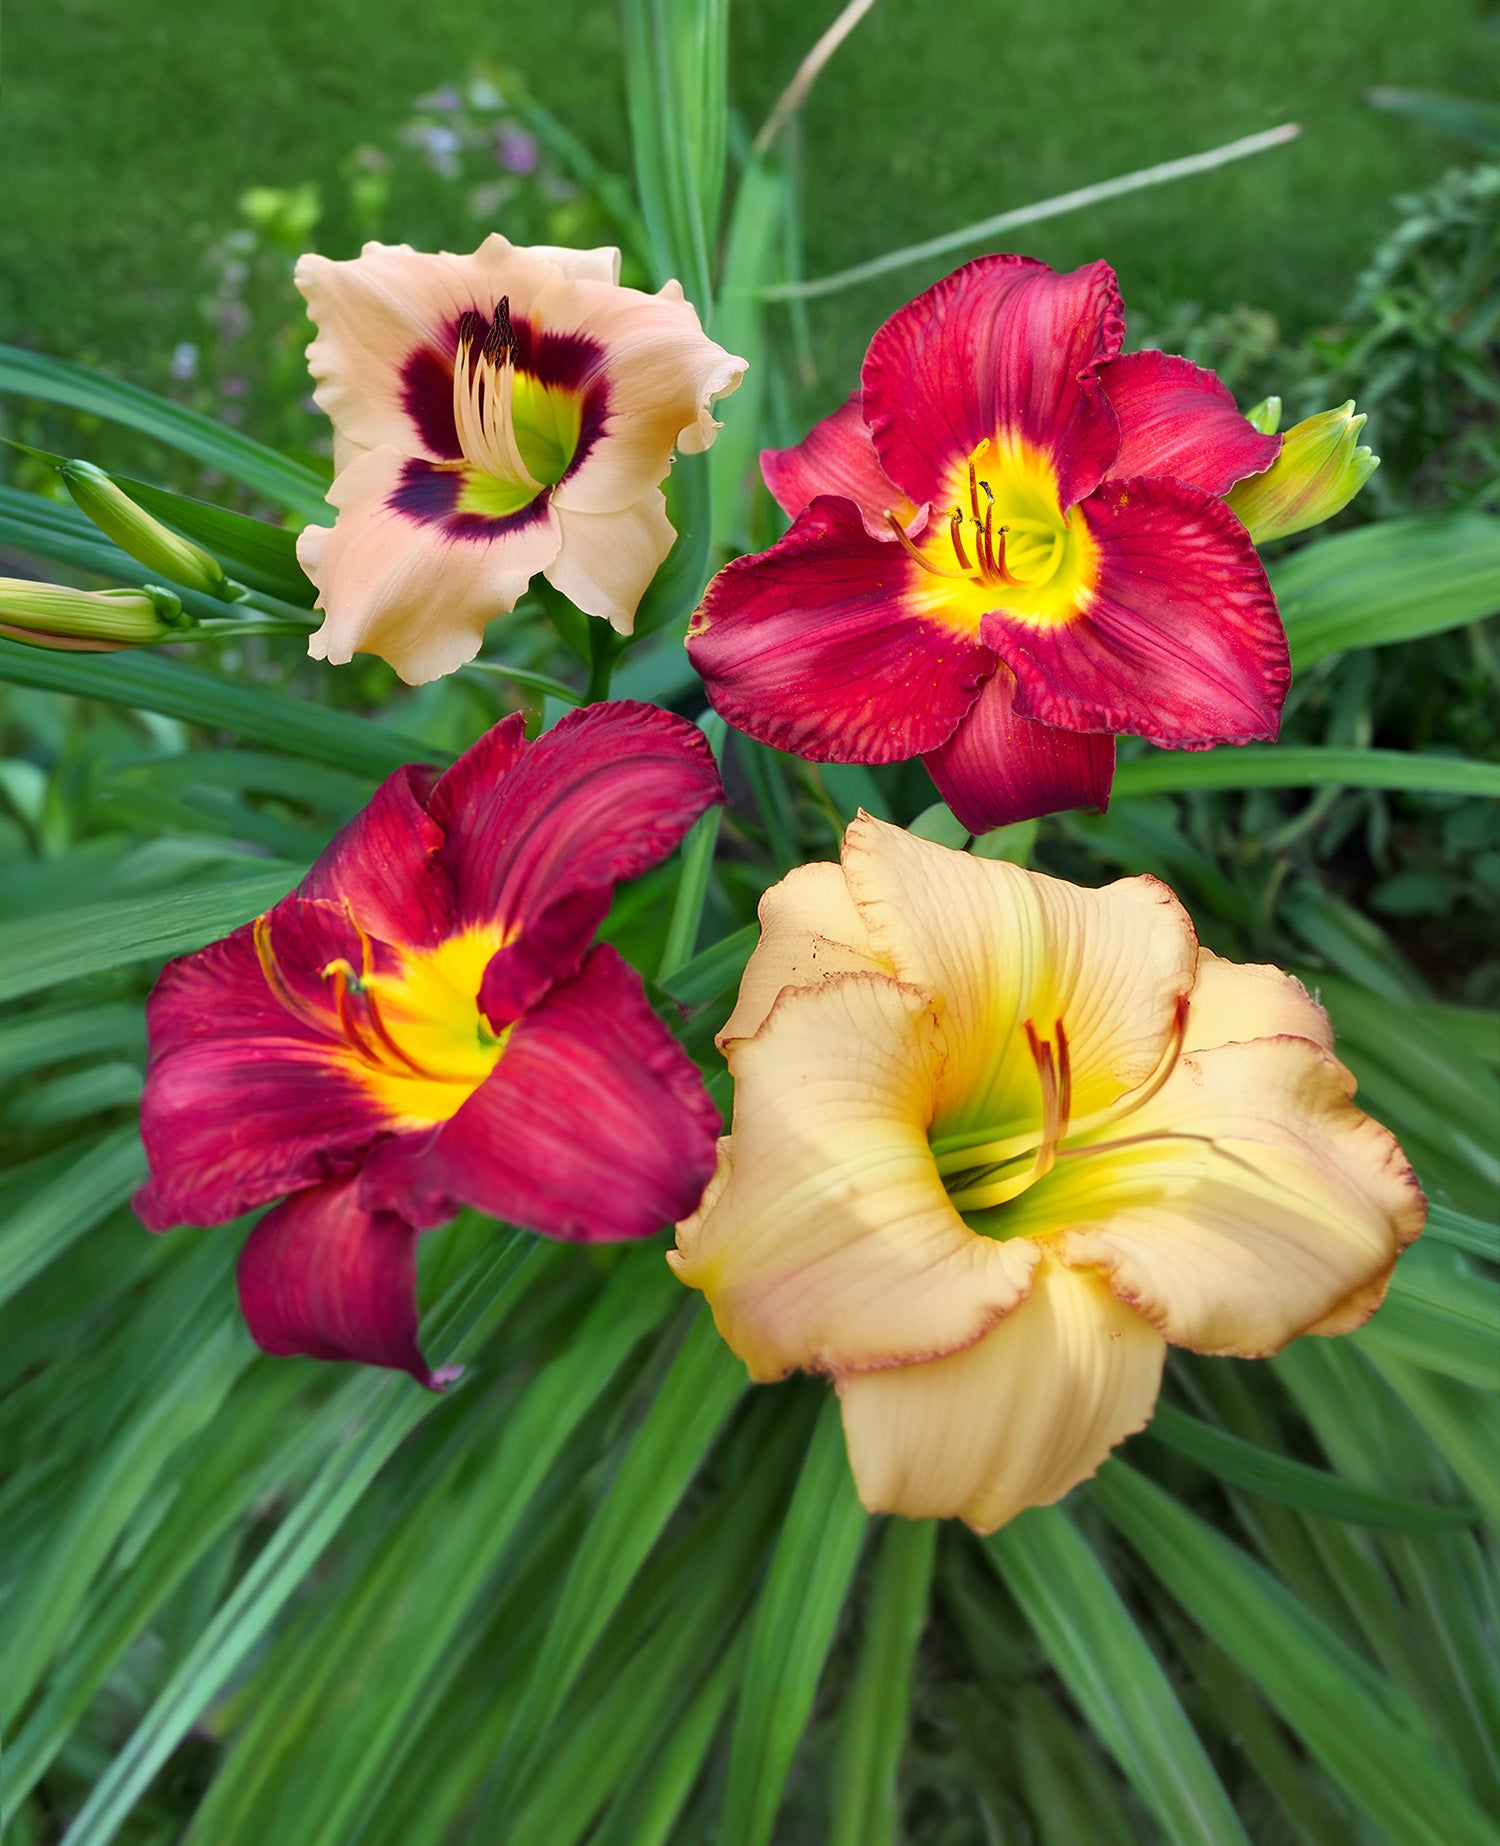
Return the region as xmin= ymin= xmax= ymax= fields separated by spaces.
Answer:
xmin=134 ymin=702 xmax=724 ymax=1385
xmin=688 ymin=254 xmax=1289 ymax=833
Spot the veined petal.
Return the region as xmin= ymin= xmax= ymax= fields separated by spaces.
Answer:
xmin=670 ymin=971 xmax=1040 ymax=1381
xmin=427 ymin=702 xmax=721 ymax=1017
xmin=986 ymin=476 xmax=1288 ymax=747
xmin=838 ymin=1251 xmax=1165 ymax=1532
xmin=840 ymin=816 xmax=1197 ymax=1138
xmin=297 ymin=763 xmax=450 ymax=952
xmin=719 ymin=860 xmax=892 ymax=1046
xmin=861 ymin=255 xmax=1124 ymax=512
xmin=688 ymin=496 xmax=994 ymax=763
xmin=134 ymin=925 xmax=388 ymax=1229
xmin=298 ymin=447 xmax=562 ymax=686
xmin=296 ymin=235 xmax=612 ymax=464
xmin=542 ymin=275 xmax=745 ymax=512
xmin=923 ymin=664 xmax=1115 ymax=834
xmin=1099 ymin=351 xmax=1280 ymax=496
xmin=545 ymin=491 xmax=675 ymax=634
xmin=761 ymin=392 xmax=910 ymax=534
xmin=1185 ymin=949 xmax=1338 ymax=1062
xmin=237 ymin=1177 xmax=454 ymax=1388
xmin=365 ymin=944 xmax=719 ymax=1239
xmin=1010 ymin=1037 xmax=1426 ymax=1356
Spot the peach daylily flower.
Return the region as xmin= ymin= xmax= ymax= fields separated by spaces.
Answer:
xmin=295 ymin=236 xmax=746 ymax=684
xmin=671 ymin=818 xmax=1424 ymax=1534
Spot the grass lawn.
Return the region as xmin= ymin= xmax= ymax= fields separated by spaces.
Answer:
xmin=0 ymin=0 xmax=1494 ymax=408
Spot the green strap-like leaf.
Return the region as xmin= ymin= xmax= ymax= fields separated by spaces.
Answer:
xmin=722 ymin=1395 xmax=868 ymax=1846
xmin=0 ymin=639 xmax=434 ymax=779
xmin=987 ymin=1506 xmax=1250 ymax=1846
xmin=1094 ymin=1461 xmax=1500 ymax=1846
xmin=0 ymin=343 xmax=330 ymax=519
xmin=1148 ymin=1402 xmax=1477 ymax=1529
xmin=1273 ymin=513 xmax=1500 ymax=670
xmin=501 ymin=1308 xmax=748 ymax=1774
xmin=1112 ymin=746 xmax=1500 ymax=800
xmin=0 ymin=869 xmax=302 ymax=1004
xmin=830 ymin=1517 xmax=937 ymax=1846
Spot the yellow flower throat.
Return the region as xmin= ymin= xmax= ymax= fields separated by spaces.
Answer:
xmin=893 ymin=437 xmax=1100 ymax=632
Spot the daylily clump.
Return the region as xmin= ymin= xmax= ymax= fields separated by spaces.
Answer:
xmin=672 ymin=817 xmax=1424 ymax=1532
xmin=296 ymin=236 xmax=746 ymax=684
xmin=136 ymin=702 xmax=724 ymax=1385
xmin=689 ymin=254 xmax=1293 ymax=834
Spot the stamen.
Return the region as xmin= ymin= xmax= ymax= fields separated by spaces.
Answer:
xmin=451 ymin=297 xmax=541 ymax=491
xmin=949 ymin=507 xmax=971 ymax=571
xmin=966 ymin=439 xmax=990 ymax=522
xmin=883 ymin=510 xmax=971 ymax=580
xmin=254 ymin=915 xmax=336 ymax=1039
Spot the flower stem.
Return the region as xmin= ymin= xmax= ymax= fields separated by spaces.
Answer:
xmin=585 ymin=620 xmax=618 ymax=703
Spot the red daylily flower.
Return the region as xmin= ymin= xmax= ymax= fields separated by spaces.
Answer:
xmin=135 ymin=702 xmax=724 ymax=1385
xmin=688 ymin=254 xmax=1288 ymax=833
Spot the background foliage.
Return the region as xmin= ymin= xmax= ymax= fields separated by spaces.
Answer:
xmin=0 ymin=2 xmax=1497 ymax=1842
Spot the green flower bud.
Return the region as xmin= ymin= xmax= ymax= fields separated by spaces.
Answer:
xmin=60 ymin=461 xmax=237 ymax=599
xmin=0 ymin=578 xmax=190 ymax=649
xmin=1244 ymin=395 xmax=1282 ymax=435
xmin=1227 ymin=402 xmax=1379 ymax=544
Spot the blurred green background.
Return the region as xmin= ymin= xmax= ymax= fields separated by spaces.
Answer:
xmin=2 ymin=0 xmax=1494 ymax=398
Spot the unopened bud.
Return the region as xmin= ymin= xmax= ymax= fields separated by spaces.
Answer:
xmin=1228 ymin=402 xmax=1379 ymax=543
xmin=1244 ymin=395 xmax=1282 ymax=436
xmin=0 ymin=578 xmax=190 ymax=650
xmin=60 ymin=461 xmax=239 ymax=599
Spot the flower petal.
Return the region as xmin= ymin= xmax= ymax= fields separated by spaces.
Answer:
xmin=296 ymin=235 xmax=611 ymax=465
xmin=1009 ymin=1038 xmax=1426 ymax=1355
xmin=761 ymin=392 xmax=909 ymax=534
xmin=688 ymin=496 xmax=993 ymax=763
xmin=840 ymin=816 xmax=1197 ymax=1137
xmin=715 ymin=856 xmax=889 ymax=1048
xmin=1099 ymin=351 xmax=1281 ymax=496
xmin=545 ymin=491 xmax=675 ymax=634
xmin=1184 ymin=949 xmax=1337 ymax=1061
xmin=861 ymin=255 xmax=1124 ymax=511
xmin=426 ymin=702 xmax=722 ymax=1019
xmin=670 ymin=970 xmax=1040 ymax=1380
xmin=985 ymin=476 xmax=1288 ymax=747
xmin=719 ymin=860 xmax=892 ymax=1046
xmin=922 ymin=664 xmax=1115 ymax=834
xmin=237 ymin=1177 xmax=454 ymax=1388
xmin=366 ymin=944 xmax=720 ymax=1239
xmin=544 ymin=276 xmax=745 ymax=512
xmin=134 ymin=925 xmax=388 ymax=1229
xmin=297 ymin=447 xmax=562 ymax=685
xmin=297 ymin=763 xmax=451 ymax=951
xmin=838 ymin=1250 xmax=1165 ymax=1533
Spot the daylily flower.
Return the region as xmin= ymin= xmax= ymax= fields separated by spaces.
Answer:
xmin=295 ymin=235 xmax=746 ymax=684
xmin=672 ymin=817 xmax=1423 ymax=1532
xmin=136 ymin=701 xmax=724 ymax=1385
xmin=688 ymin=254 xmax=1289 ymax=834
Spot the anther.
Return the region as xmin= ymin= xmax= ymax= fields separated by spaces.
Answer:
xmin=883 ymin=510 xmax=971 ymax=580
xmin=483 ymin=296 xmax=518 ymax=367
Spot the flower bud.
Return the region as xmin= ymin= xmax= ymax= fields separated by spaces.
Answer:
xmin=1227 ymin=402 xmax=1379 ymax=543
xmin=1244 ymin=395 xmax=1282 ymax=435
xmin=60 ymin=461 xmax=238 ymax=599
xmin=0 ymin=578 xmax=190 ymax=650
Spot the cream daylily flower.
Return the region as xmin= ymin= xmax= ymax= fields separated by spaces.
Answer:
xmin=295 ymin=236 xmax=746 ymax=684
xmin=672 ymin=818 xmax=1424 ymax=1534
